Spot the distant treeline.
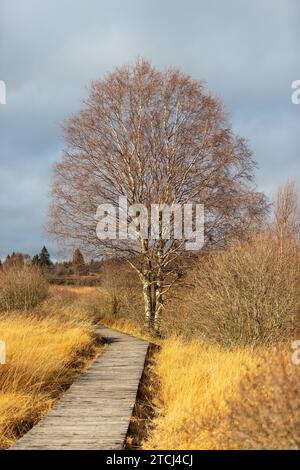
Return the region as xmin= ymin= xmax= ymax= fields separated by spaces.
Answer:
xmin=0 ymin=247 xmax=102 ymax=279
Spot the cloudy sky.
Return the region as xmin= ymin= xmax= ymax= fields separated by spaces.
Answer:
xmin=0 ymin=0 xmax=299 ymax=259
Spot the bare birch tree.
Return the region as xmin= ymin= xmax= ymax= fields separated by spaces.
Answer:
xmin=48 ymin=59 xmax=267 ymax=332
xmin=273 ymin=180 xmax=300 ymax=252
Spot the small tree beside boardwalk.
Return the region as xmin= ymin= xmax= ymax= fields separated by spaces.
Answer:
xmin=48 ymin=59 xmax=268 ymax=334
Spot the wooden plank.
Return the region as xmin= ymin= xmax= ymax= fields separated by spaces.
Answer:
xmin=10 ymin=326 xmax=149 ymax=450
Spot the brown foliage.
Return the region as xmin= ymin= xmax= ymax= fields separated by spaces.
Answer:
xmin=162 ymin=234 xmax=300 ymax=345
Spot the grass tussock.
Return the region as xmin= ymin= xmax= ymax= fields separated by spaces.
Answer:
xmin=143 ymin=339 xmax=300 ymax=450
xmin=143 ymin=338 xmax=257 ymax=449
xmin=0 ymin=310 xmax=102 ymax=449
xmin=0 ymin=265 xmax=48 ymax=312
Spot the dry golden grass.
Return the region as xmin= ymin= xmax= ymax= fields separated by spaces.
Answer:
xmin=0 ymin=311 xmax=102 ymax=449
xmin=143 ymin=338 xmax=258 ymax=449
xmin=143 ymin=338 xmax=300 ymax=450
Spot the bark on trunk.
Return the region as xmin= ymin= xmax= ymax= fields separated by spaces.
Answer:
xmin=154 ymin=281 xmax=163 ymax=333
xmin=143 ymin=279 xmax=154 ymax=331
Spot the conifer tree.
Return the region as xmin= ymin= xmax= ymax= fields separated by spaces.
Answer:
xmin=39 ymin=246 xmax=52 ymax=267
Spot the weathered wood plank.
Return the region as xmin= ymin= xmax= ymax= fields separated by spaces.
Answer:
xmin=10 ymin=326 xmax=149 ymax=450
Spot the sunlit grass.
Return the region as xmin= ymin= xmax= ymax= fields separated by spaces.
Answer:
xmin=0 ymin=312 xmax=102 ymax=449
xmin=143 ymin=338 xmax=299 ymax=450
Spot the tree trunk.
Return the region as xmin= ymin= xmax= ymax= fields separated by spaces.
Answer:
xmin=154 ymin=229 xmax=164 ymax=334
xmin=154 ymin=281 xmax=163 ymax=333
xmin=142 ymin=279 xmax=154 ymax=331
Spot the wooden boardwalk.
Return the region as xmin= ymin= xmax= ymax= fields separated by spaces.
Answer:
xmin=11 ymin=326 xmax=149 ymax=450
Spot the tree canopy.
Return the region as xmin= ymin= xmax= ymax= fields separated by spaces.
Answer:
xmin=49 ymin=59 xmax=268 ymax=331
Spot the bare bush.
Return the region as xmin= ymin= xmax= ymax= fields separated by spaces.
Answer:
xmin=162 ymin=235 xmax=300 ymax=345
xmin=0 ymin=265 xmax=48 ymax=312
xmin=194 ymin=235 xmax=300 ymax=346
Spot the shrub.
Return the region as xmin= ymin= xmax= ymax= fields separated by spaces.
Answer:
xmin=0 ymin=265 xmax=48 ymax=312
xmin=162 ymin=234 xmax=300 ymax=346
